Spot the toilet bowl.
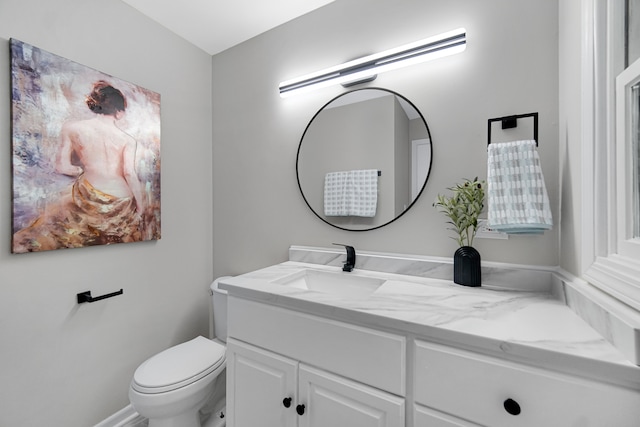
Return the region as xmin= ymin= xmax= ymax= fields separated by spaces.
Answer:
xmin=129 ymin=277 xmax=231 ymax=427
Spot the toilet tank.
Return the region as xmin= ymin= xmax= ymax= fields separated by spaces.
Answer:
xmin=211 ymin=277 xmax=231 ymax=343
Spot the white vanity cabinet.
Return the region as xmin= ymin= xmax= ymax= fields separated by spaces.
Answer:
xmin=413 ymin=340 xmax=640 ymax=427
xmin=225 ymin=297 xmax=406 ymax=427
xmin=223 ymin=283 xmax=640 ymax=427
xmin=226 ymin=338 xmax=405 ymax=427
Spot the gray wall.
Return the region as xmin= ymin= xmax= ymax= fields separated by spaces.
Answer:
xmin=212 ymin=0 xmax=560 ymax=277
xmin=558 ymin=0 xmax=583 ymax=276
xmin=0 ymin=1 xmax=213 ymax=426
xmin=393 ymin=97 xmax=411 ymax=216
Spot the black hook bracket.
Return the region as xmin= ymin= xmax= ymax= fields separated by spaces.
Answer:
xmin=77 ymin=289 xmax=123 ymax=304
xmin=488 ymin=112 xmax=538 ymax=146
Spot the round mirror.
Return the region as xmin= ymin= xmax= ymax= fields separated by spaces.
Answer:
xmin=296 ymin=88 xmax=432 ymax=231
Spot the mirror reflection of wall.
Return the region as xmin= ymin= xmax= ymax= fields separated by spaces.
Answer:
xmin=296 ymin=88 xmax=432 ymax=231
xmin=628 ymin=0 xmax=640 ymax=66
xmin=633 ymin=81 xmax=639 ymax=238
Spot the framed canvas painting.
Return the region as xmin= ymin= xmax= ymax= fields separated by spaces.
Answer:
xmin=10 ymin=39 xmax=161 ymax=253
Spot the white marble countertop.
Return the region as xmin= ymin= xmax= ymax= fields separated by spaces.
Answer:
xmin=220 ymin=260 xmax=640 ymax=389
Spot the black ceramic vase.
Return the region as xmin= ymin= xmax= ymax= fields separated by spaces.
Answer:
xmin=453 ymin=246 xmax=481 ymax=287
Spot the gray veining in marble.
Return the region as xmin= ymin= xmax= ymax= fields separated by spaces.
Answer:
xmin=559 ymin=274 xmax=640 ymax=365
xmin=290 ymin=246 xmax=640 ymax=365
xmin=220 ymin=247 xmax=640 ymax=390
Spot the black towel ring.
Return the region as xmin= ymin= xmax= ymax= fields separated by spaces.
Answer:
xmin=488 ymin=112 xmax=538 ymax=147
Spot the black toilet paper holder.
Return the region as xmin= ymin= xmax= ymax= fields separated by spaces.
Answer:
xmin=77 ymin=289 xmax=123 ymax=304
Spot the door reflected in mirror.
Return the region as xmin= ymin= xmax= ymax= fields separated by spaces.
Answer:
xmin=296 ymin=88 xmax=432 ymax=231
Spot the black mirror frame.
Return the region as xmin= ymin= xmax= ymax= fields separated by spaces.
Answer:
xmin=295 ymin=87 xmax=433 ymax=232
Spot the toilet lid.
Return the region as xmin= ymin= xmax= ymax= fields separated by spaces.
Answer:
xmin=132 ymin=336 xmax=225 ymax=393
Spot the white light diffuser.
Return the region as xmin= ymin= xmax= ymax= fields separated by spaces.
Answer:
xmin=279 ymin=28 xmax=466 ymax=98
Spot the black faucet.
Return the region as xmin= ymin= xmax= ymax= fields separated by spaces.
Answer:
xmin=333 ymin=243 xmax=356 ymax=272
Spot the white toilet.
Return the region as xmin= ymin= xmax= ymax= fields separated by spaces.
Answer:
xmin=129 ymin=277 xmax=231 ymax=427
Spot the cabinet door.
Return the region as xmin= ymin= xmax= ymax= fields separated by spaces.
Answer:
xmin=414 ymin=404 xmax=480 ymax=427
xmin=226 ymin=338 xmax=298 ymax=427
xmin=298 ymin=364 xmax=405 ymax=427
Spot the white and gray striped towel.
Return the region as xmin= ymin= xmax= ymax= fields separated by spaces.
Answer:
xmin=487 ymin=140 xmax=552 ymax=234
xmin=324 ymin=169 xmax=378 ymax=217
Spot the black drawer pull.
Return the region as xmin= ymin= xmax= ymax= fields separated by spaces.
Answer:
xmin=504 ymin=398 xmax=521 ymax=415
xmin=296 ymin=404 xmax=306 ymax=415
xmin=283 ymin=397 xmax=292 ymax=408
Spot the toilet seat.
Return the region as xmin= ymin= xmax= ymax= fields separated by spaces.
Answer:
xmin=132 ymin=336 xmax=225 ymax=394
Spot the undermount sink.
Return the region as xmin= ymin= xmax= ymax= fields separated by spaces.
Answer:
xmin=271 ymin=269 xmax=386 ymax=298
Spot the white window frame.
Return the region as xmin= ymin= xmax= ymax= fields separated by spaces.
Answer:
xmin=583 ymin=0 xmax=640 ymax=311
xmin=616 ymin=59 xmax=640 ymax=257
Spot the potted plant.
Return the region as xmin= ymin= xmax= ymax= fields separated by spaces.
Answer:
xmin=433 ymin=177 xmax=485 ymax=287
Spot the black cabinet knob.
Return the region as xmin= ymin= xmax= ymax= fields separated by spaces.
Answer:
xmin=282 ymin=397 xmax=292 ymax=408
xmin=504 ymin=398 xmax=521 ymax=415
xmin=296 ymin=404 xmax=306 ymax=415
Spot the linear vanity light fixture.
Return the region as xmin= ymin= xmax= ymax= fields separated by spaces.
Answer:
xmin=279 ymin=28 xmax=466 ymax=98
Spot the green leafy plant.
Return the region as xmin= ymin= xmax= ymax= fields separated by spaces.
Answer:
xmin=433 ymin=177 xmax=485 ymax=247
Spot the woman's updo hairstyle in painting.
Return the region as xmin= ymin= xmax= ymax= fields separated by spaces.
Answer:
xmin=86 ymin=80 xmax=127 ymax=115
